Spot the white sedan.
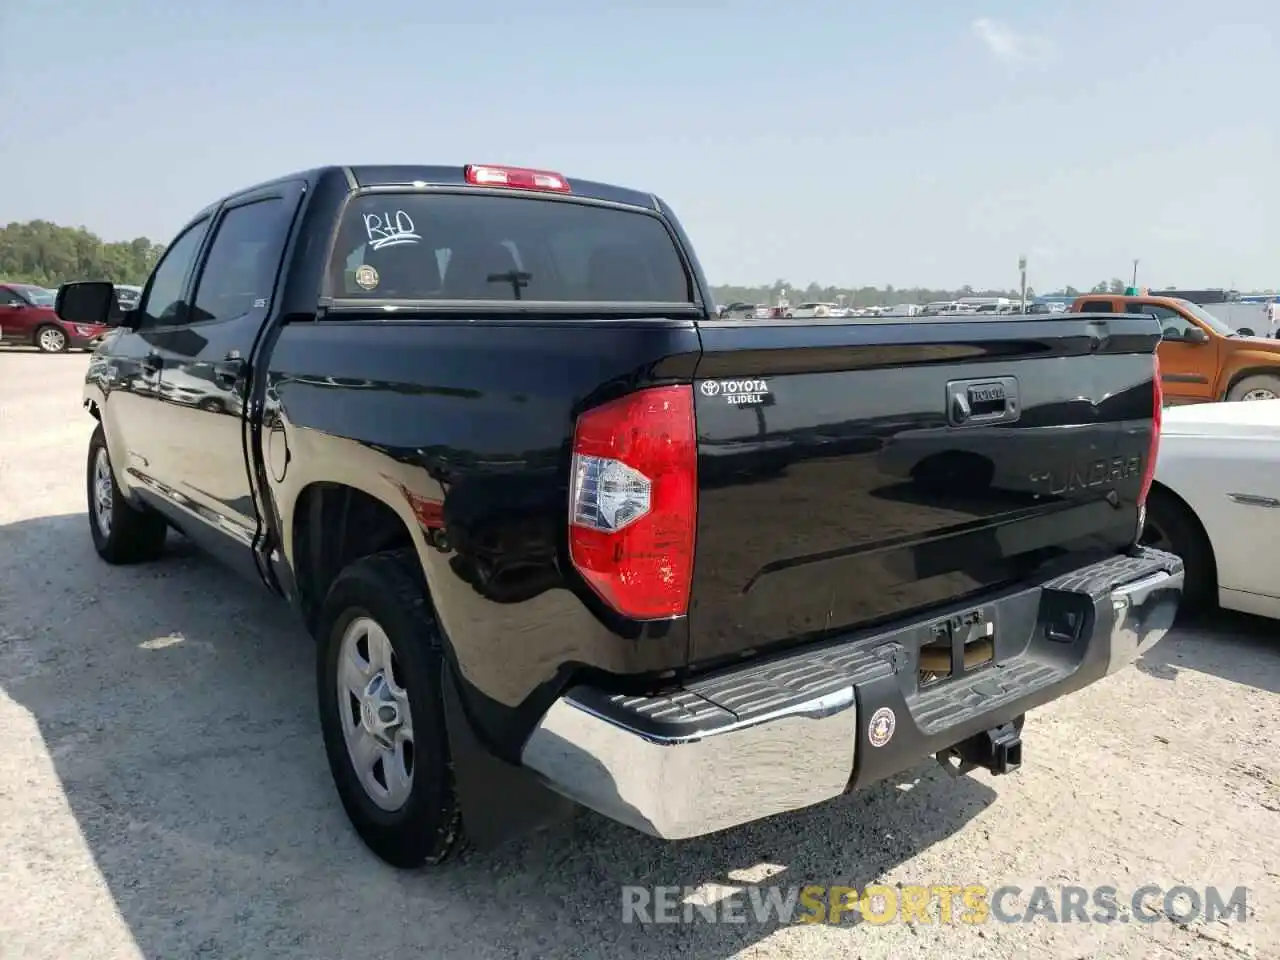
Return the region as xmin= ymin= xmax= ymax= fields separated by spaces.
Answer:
xmin=791 ymin=302 xmax=846 ymax=319
xmin=1143 ymin=399 xmax=1280 ymax=618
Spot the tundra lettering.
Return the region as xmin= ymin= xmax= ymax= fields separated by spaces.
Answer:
xmin=62 ymin=163 xmax=1183 ymax=871
xmin=1030 ymin=456 xmax=1143 ymax=496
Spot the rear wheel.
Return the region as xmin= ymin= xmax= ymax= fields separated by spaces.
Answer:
xmin=316 ymin=549 xmax=463 ymax=868
xmin=87 ymin=424 xmax=168 ymax=563
xmin=1140 ymin=487 xmax=1216 ymax=614
xmin=35 ymin=324 xmax=68 ymax=353
xmin=1226 ymin=373 xmax=1280 ymax=402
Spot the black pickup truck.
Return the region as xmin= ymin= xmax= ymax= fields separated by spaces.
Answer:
xmin=57 ymin=163 xmax=1183 ymax=868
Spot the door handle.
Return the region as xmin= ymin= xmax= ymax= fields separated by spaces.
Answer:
xmin=1227 ymin=493 xmax=1280 ymax=509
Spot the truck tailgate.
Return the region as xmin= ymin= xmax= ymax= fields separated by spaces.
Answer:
xmin=688 ymin=314 xmax=1160 ymax=667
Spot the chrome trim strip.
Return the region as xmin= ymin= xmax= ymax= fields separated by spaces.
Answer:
xmin=1227 ymin=493 xmax=1280 ymax=509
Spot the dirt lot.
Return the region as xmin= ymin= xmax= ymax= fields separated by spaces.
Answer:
xmin=2 ymin=347 xmax=1278 ymax=960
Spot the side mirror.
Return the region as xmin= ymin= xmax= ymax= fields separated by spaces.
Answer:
xmin=1237 ymin=327 xmax=1255 ymax=337
xmin=56 ymin=281 xmax=117 ymax=326
xmin=1186 ymin=326 xmax=1210 ymax=343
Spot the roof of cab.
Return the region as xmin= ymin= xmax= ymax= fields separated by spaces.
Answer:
xmin=197 ymin=164 xmax=662 ymax=231
xmin=344 ymin=164 xmax=659 ymax=210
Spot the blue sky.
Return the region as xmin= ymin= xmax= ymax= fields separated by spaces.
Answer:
xmin=2 ymin=0 xmax=1276 ymax=291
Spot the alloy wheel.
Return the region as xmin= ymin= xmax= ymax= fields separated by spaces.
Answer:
xmin=337 ymin=616 xmax=415 ymax=811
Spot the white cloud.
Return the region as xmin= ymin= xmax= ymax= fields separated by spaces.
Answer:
xmin=971 ymin=18 xmax=1051 ymax=63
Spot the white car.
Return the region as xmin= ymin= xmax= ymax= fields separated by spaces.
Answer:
xmin=791 ymin=302 xmax=842 ymax=319
xmin=1143 ymin=399 xmax=1280 ymax=618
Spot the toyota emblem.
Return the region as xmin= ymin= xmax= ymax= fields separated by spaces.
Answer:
xmin=700 ymin=380 xmax=720 ymax=396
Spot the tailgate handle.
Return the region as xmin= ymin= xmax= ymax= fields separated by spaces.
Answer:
xmin=947 ymin=376 xmax=1020 ymax=427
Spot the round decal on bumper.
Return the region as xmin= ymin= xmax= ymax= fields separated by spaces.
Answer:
xmin=868 ymin=707 xmax=896 ymax=748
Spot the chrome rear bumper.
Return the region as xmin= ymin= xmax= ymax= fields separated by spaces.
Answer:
xmin=520 ymin=548 xmax=1183 ymax=840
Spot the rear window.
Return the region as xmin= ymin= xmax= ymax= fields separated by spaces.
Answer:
xmin=328 ymin=193 xmax=692 ymax=304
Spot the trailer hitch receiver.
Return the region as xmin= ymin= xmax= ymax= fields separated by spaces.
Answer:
xmin=936 ymin=719 xmax=1023 ymax=778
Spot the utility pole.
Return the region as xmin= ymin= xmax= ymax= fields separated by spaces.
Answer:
xmin=1018 ymin=255 xmax=1028 ymax=314
xmin=1132 ymin=259 xmax=1139 ymax=289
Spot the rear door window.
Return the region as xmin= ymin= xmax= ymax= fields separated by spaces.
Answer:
xmin=328 ymin=193 xmax=692 ymax=304
xmin=190 ymin=197 xmax=288 ymax=324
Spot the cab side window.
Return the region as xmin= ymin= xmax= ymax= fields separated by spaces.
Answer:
xmin=1128 ymin=304 xmax=1197 ymax=340
xmin=190 ymin=198 xmax=286 ymax=324
xmin=137 ymin=219 xmax=211 ymax=328
xmin=1078 ymin=299 xmax=1114 ymax=313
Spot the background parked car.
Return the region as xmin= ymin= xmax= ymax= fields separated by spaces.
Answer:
xmin=1142 ymin=398 xmax=1280 ymax=619
xmin=113 ymin=284 xmax=142 ymax=310
xmin=1070 ymin=293 xmax=1280 ymax=403
xmin=791 ymin=302 xmax=847 ymax=318
xmin=0 ymin=281 xmax=109 ymax=352
xmin=719 ymin=302 xmax=764 ymax=318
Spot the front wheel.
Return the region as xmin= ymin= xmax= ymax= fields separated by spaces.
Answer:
xmin=316 ymin=549 xmax=463 ymax=868
xmin=1141 ymin=487 xmax=1216 ymax=614
xmin=35 ymin=324 xmax=68 ymax=353
xmin=87 ymin=424 xmax=168 ymax=563
xmin=1226 ymin=373 xmax=1280 ymax=402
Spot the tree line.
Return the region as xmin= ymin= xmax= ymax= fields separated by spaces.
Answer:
xmin=0 ymin=220 xmax=165 ymax=288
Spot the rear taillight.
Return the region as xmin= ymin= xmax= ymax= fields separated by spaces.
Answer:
xmin=569 ymin=385 xmax=697 ymax=619
xmin=1138 ymin=352 xmax=1162 ymax=517
xmin=464 ymin=164 xmax=571 ymax=193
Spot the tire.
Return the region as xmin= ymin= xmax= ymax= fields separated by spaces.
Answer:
xmin=34 ymin=324 xmax=68 ymax=353
xmin=316 ymin=549 xmax=463 ymax=868
xmin=1225 ymin=373 xmax=1280 ymax=402
xmin=197 ymin=397 xmax=226 ymax=414
xmin=1141 ymin=487 xmax=1216 ymax=615
xmin=87 ymin=424 xmax=168 ymax=563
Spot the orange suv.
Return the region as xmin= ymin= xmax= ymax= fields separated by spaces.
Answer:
xmin=1070 ymin=294 xmax=1280 ymax=404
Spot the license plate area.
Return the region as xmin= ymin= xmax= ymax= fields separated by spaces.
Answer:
xmin=917 ymin=606 xmax=996 ymax=687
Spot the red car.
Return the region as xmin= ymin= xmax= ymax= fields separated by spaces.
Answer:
xmin=0 ymin=282 xmax=110 ymax=352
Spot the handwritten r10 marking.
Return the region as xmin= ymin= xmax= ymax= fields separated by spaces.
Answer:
xmin=363 ymin=210 xmax=421 ymax=251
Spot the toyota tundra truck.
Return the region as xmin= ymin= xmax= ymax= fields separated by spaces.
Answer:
xmin=57 ymin=163 xmax=1183 ymax=868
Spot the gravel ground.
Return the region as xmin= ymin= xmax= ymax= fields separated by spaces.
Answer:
xmin=1 ymin=347 xmax=1277 ymax=960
